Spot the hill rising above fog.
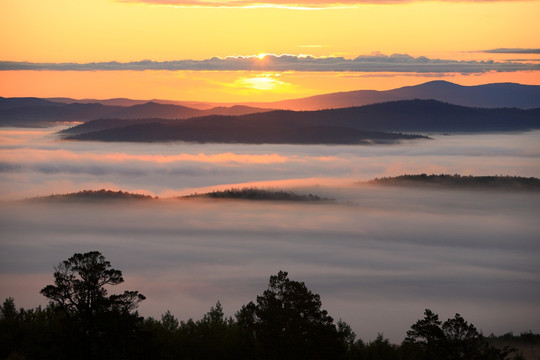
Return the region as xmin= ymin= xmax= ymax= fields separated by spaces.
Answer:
xmin=24 ymin=188 xmax=330 ymax=202
xmin=60 ymin=99 xmax=540 ymax=144
xmin=26 ymin=189 xmax=157 ymax=202
xmin=23 ymin=176 xmax=540 ymax=203
xmin=368 ymin=174 xmax=540 ymax=191
xmin=182 ymin=188 xmax=331 ymax=201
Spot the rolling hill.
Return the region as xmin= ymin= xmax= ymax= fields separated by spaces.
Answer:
xmin=182 ymin=188 xmax=331 ymax=201
xmin=61 ymin=99 xmax=540 ymax=144
xmin=26 ymin=189 xmax=157 ymax=202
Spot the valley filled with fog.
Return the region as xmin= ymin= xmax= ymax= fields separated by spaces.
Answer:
xmin=0 ymin=127 xmax=539 ymax=342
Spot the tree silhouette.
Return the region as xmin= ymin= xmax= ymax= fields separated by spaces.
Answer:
xmin=403 ymin=309 xmax=517 ymax=360
xmin=442 ymin=313 xmax=484 ymax=359
xmin=240 ymin=271 xmax=345 ymax=360
xmin=403 ymin=309 xmax=446 ymax=360
xmin=40 ymin=251 xmax=145 ymax=316
xmin=40 ymin=251 xmax=145 ymax=360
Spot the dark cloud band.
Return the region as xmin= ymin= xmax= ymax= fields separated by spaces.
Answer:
xmin=483 ymin=48 xmax=540 ymax=54
xmin=1 ymin=53 xmax=539 ymax=73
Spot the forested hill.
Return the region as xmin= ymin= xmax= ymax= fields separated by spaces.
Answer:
xmin=182 ymin=188 xmax=331 ymax=201
xmin=22 ymin=188 xmax=331 ymax=202
xmin=63 ymin=122 xmax=424 ymax=144
xmin=26 ymin=189 xmax=157 ymax=202
xmin=61 ymin=99 xmax=540 ymax=144
xmin=368 ymin=174 xmax=540 ymax=191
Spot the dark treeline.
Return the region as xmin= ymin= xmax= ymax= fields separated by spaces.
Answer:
xmin=27 ymin=189 xmax=157 ymax=202
xmin=24 ymin=188 xmax=330 ymax=203
xmin=0 ymin=252 xmax=534 ymax=360
xmin=369 ymin=174 xmax=540 ymax=191
xmin=183 ymin=188 xmax=330 ymax=202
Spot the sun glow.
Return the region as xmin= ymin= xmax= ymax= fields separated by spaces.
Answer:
xmin=232 ymin=73 xmax=295 ymax=92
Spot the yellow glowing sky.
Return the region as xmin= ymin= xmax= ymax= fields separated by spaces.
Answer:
xmin=1 ymin=0 xmax=539 ymax=102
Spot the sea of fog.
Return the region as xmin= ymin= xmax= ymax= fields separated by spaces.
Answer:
xmin=0 ymin=127 xmax=539 ymax=342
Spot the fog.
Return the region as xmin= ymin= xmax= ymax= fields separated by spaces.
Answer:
xmin=1 ymin=127 xmax=539 ymax=200
xmin=0 ymin=127 xmax=539 ymax=342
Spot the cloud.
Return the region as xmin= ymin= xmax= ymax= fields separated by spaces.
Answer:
xmin=483 ymin=48 xmax=540 ymax=54
xmin=117 ymin=0 xmax=538 ymax=8
xmin=1 ymin=53 xmax=539 ymax=73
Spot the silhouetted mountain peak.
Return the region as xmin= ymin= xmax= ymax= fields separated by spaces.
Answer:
xmin=254 ymin=80 xmax=540 ymax=110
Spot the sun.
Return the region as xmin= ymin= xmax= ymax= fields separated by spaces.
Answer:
xmin=257 ymin=53 xmax=267 ymax=60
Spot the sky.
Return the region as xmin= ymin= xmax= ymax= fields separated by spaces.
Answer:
xmin=1 ymin=0 xmax=540 ymax=343
xmin=1 ymin=0 xmax=540 ymax=102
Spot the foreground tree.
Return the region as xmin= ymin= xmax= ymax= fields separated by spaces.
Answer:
xmin=40 ymin=251 xmax=146 ymax=360
xmin=237 ymin=271 xmax=346 ymax=360
xmin=40 ymin=251 xmax=145 ymax=316
xmin=403 ymin=309 xmax=519 ymax=360
xmin=442 ymin=313 xmax=484 ymax=359
xmin=403 ymin=309 xmax=446 ymax=359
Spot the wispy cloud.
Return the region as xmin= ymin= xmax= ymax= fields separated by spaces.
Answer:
xmin=483 ymin=48 xmax=540 ymax=54
xmin=2 ymin=53 xmax=539 ymax=73
xmin=118 ymin=0 xmax=537 ymax=9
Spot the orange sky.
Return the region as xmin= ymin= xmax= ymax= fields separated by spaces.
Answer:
xmin=1 ymin=0 xmax=539 ymax=102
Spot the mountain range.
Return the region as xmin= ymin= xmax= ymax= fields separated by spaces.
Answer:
xmin=0 ymin=98 xmax=272 ymax=127
xmin=3 ymin=80 xmax=540 ymax=128
xmin=45 ymin=80 xmax=540 ymax=111
xmin=251 ymin=80 xmax=540 ymax=110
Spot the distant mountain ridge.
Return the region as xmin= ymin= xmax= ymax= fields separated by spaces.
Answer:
xmin=252 ymin=81 xmax=540 ymax=110
xmin=3 ymin=81 xmax=540 ymax=128
xmin=47 ymin=81 xmax=540 ymax=110
xmin=2 ymin=80 xmax=540 ymax=125
xmin=0 ymin=98 xmax=273 ymax=127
